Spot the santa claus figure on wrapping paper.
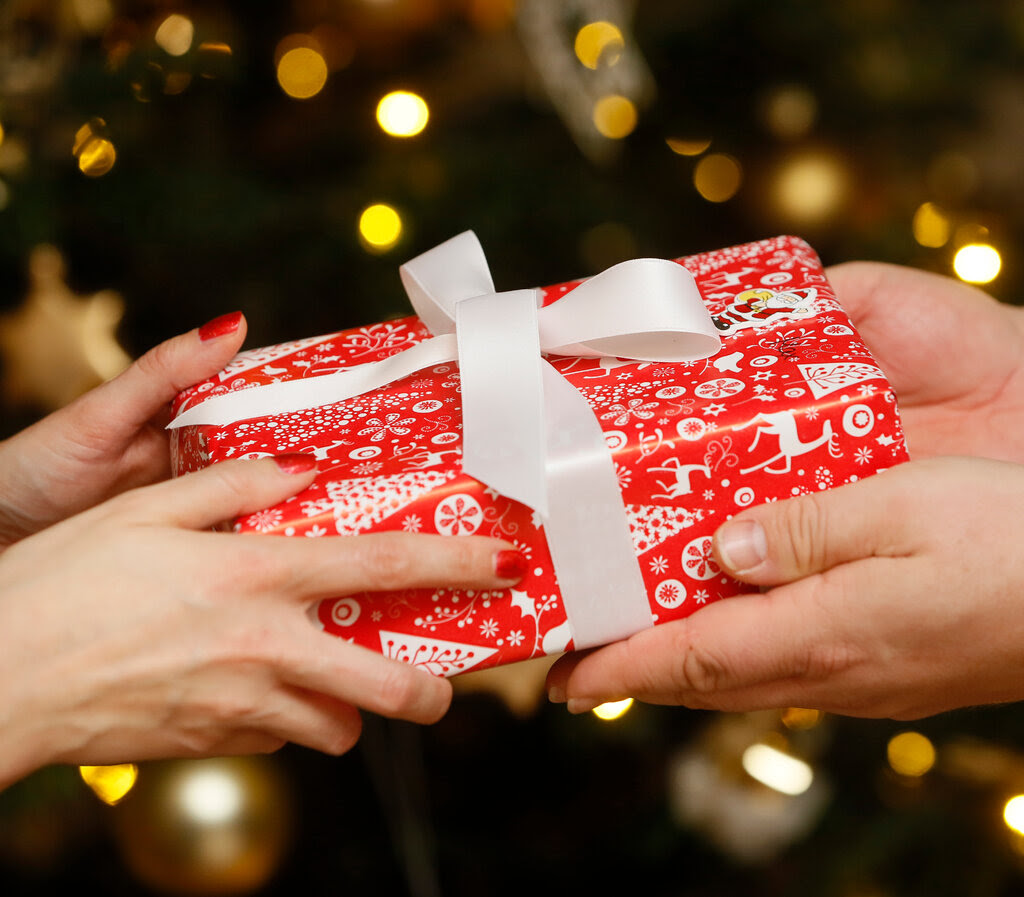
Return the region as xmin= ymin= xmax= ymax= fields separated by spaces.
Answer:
xmin=712 ymin=286 xmax=817 ymax=334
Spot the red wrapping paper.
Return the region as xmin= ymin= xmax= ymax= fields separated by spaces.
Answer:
xmin=171 ymin=235 xmax=909 ymax=676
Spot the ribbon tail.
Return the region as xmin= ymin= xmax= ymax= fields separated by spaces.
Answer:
xmin=540 ymin=362 xmax=652 ymax=649
xmin=169 ymin=334 xmax=459 ymax=428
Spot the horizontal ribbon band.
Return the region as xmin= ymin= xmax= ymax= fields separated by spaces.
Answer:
xmin=170 ymin=231 xmax=722 ymax=650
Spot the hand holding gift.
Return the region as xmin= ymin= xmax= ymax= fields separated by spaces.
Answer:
xmin=0 ymin=321 xmax=526 ymax=790
xmin=0 ymin=311 xmax=249 ymax=547
xmin=547 ymin=265 xmax=1024 ymax=719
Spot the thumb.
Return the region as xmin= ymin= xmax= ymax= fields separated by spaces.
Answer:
xmin=72 ymin=311 xmax=247 ymax=435
xmin=712 ymin=468 xmax=914 ymax=586
xmin=115 ymin=454 xmax=319 ymax=531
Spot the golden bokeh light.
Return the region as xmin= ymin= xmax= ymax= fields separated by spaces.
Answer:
xmin=73 ymin=119 xmax=117 ymax=177
xmin=0 ymin=121 xmax=4 ymax=147
xmin=772 ymin=151 xmax=848 ymax=225
xmin=71 ymin=0 xmax=114 ymax=35
xmin=954 ymin=242 xmax=1002 ymax=284
xmin=1005 ymin=795 xmax=1024 ymax=835
xmin=887 ymin=731 xmax=936 ymax=778
xmin=913 ymin=202 xmax=952 ymax=248
xmin=694 ymin=153 xmax=742 ymax=203
xmin=781 ymin=707 xmax=824 ymax=730
xmin=593 ymin=94 xmax=637 ymax=139
xmin=762 ymin=85 xmax=817 ymax=140
xmin=80 ymin=763 xmax=138 ymax=805
xmin=359 ymin=203 xmax=403 ymax=251
xmin=376 ymin=91 xmax=430 ymax=137
xmin=741 ymin=742 xmax=814 ymax=795
xmin=155 ymin=14 xmax=194 ymax=57
xmin=277 ymin=46 xmax=329 ymax=100
xmin=575 ymin=21 xmax=625 ymax=70
xmin=666 ymin=136 xmax=711 ymax=156
xmin=592 ymin=698 xmax=634 ymax=721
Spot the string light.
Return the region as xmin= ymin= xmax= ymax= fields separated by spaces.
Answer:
xmin=887 ymin=731 xmax=936 ymax=778
xmin=913 ymin=202 xmax=951 ymax=248
xmin=276 ymin=43 xmax=329 ymax=99
xmin=666 ymin=137 xmax=711 ymax=156
xmin=741 ymin=741 xmax=814 ymax=795
xmin=592 ymin=94 xmax=637 ymax=139
xmin=376 ymin=91 xmax=429 ymax=137
xmin=80 ymin=764 xmax=138 ymax=805
xmin=574 ymin=21 xmax=625 ymax=69
xmin=772 ymin=151 xmax=848 ymax=225
xmin=1005 ymin=796 xmax=1024 ymax=835
xmin=592 ymin=698 xmax=633 ymax=720
xmin=694 ymin=153 xmax=742 ymax=203
xmin=781 ymin=707 xmax=823 ymax=730
xmin=953 ymin=243 xmax=1002 ymax=284
xmin=155 ymin=14 xmax=194 ymax=57
xmin=358 ymin=203 xmax=403 ymax=251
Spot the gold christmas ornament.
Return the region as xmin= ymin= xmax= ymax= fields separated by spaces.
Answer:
xmin=0 ymin=244 xmax=131 ymax=410
xmin=110 ymin=756 xmax=293 ymax=896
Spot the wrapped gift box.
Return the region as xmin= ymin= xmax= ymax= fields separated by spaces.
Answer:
xmin=171 ymin=234 xmax=908 ymax=676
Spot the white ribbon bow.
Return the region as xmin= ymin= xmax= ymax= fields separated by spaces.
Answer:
xmin=171 ymin=231 xmax=721 ymax=649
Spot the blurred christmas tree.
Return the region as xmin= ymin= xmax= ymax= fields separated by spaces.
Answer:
xmin=2 ymin=1 xmax=1024 ymax=895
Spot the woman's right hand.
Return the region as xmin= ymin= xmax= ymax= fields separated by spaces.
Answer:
xmin=0 ymin=455 xmax=524 ymax=789
xmin=827 ymin=262 xmax=1024 ymax=461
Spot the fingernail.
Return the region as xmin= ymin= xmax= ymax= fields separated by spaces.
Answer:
xmin=494 ymin=549 xmax=529 ymax=582
xmin=716 ymin=519 xmax=767 ymax=573
xmin=199 ymin=311 xmax=243 ymax=341
xmin=548 ymin=685 xmax=566 ymax=704
xmin=567 ymin=698 xmax=599 ymax=715
xmin=273 ymin=453 xmax=318 ymax=475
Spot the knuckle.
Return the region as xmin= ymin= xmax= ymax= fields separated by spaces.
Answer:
xmin=782 ymin=492 xmax=832 ymax=573
xmin=133 ymin=339 xmax=177 ymax=383
xmin=373 ymin=665 xmax=422 ymax=717
xmin=323 ymin=719 xmax=362 ymax=756
xmin=357 ymin=536 xmax=416 ymax=591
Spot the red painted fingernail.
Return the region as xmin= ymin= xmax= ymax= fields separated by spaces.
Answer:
xmin=199 ymin=311 xmax=243 ymax=341
xmin=273 ymin=453 xmax=318 ymax=475
xmin=495 ymin=549 xmax=529 ymax=582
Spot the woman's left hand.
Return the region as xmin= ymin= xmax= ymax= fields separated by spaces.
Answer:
xmin=0 ymin=312 xmax=245 ymax=547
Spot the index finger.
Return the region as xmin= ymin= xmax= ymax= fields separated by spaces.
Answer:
xmin=265 ymin=531 xmax=526 ymax=600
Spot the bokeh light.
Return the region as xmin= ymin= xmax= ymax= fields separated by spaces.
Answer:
xmin=741 ymin=742 xmax=814 ymax=795
xmin=377 ymin=91 xmax=430 ymax=137
xmin=772 ymin=151 xmax=849 ymax=225
xmin=666 ymin=137 xmax=711 ymax=156
xmin=277 ymin=46 xmax=329 ymax=99
xmin=593 ymin=94 xmax=637 ymax=139
xmin=80 ymin=764 xmax=138 ymax=805
xmin=913 ymin=202 xmax=952 ymax=248
xmin=359 ymin=203 xmax=403 ymax=251
xmin=575 ymin=21 xmax=625 ymax=69
xmin=72 ymin=118 xmax=117 ymax=177
xmin=762 ymin=85 xmax=817 ymax=140
xmin=781 ymin=707 xmax=824 ymax=730
xmin=694 ymin=153 xmax=742 ymax=203
xmin=953 ymin=243 xmax=1002 ymax=284
xmin=1005 ymin=795 xmax=1024 ymax=835
xmin=887 ymin=731 xmax=937 ymax=777
xmin=155 ymin=14 xmax=194 ymax=57
xmin=592 ymin=698 xmax=633 ymax=720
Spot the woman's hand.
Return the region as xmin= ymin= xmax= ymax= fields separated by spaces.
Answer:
xmin=0 ymin=312 xmax=247 ymax=547
xmin=0 ymin=454 xmax=525 ymax=788
xmin=827 ymin=262 xmax=1024 ymax=461
xmin=547 ymin=457 xmax=1024 ymax=719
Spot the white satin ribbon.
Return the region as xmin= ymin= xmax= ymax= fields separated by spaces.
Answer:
xmin=170 ymin=231 xmax=721 ymax=649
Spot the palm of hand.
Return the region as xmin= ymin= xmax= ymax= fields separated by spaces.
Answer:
xmin=828 ymin=262 xmax=1024 ymax=462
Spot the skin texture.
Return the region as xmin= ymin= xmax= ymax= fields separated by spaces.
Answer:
xmin=547 ymin=262 xmax=1024 ymax=719
xmin=0 ymin=317 xmax=521 ymax=789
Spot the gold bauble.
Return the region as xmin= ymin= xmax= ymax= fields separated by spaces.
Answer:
xmin=111 ymin=756 xmax=293 ymax=896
